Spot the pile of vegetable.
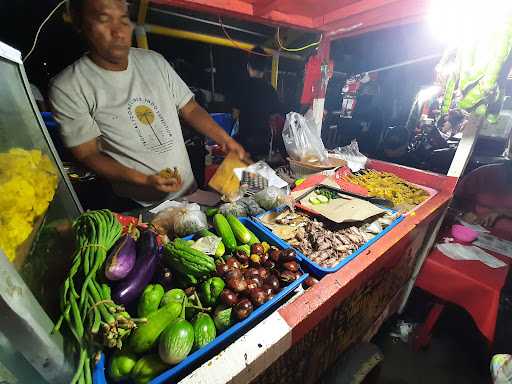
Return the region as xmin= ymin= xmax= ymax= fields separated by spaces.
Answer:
xmin=345 ymin=170 xmax=429 ymax=208
xmin=57 ymin=210 xmax=309 ymax=384
xmin=108 ymin=214 xmax=308 ymax=383
xmin=54 ymin=210 xmax=143 ymax=383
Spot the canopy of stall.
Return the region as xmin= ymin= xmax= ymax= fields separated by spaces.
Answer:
xmin=152 ymin=0 xmax=430 ymax=38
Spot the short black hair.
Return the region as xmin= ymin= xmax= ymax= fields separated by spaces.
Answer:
xmin=68 ymin=0 xmax=86 ymax=25
xmin=382 ymin=127 xmax=409 ymax=150
xmin=248 ymin=46 xmax=267 ymax=73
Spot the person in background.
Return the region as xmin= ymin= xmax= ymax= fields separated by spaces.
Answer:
xmin=30 ymin=83 xmax=48 ymax=111
xmin=456 ymin=159 xmax=512 ymax=241
xmin=349 ymin=81 xmax=383 ymax=157
xmin=49 ymin=0 xmax=246 ymax=210
xmin=378 ymin=126 xmax=411 ymax=165
xmin=232 ymin=46 xmax=282 ymax=161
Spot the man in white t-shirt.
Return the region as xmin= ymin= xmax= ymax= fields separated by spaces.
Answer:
xmin=49 ymin=0 xmax=247 ymax=207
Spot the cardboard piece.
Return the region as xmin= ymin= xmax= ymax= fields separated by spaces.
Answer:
xmin=208 ymin=152 xmax=248 ymax=197
xmin=299 ymin=192 xmax=385 ymax=223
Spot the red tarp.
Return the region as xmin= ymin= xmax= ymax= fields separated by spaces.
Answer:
xmin=152 ymin=0 xmax=430 ymax=38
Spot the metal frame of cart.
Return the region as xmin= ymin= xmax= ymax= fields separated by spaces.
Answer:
xmin=0 ymin=0 xmax=500 ymax=382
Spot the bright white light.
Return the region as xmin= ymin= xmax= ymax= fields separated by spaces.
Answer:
xmin=417 ymin=85 xmax=441 ymax=105
xmin=428 ymin=0 xmax=512 ymax=47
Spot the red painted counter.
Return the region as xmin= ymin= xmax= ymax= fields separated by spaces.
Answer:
xmin=182 ymin=160 xmax=458 ymax=384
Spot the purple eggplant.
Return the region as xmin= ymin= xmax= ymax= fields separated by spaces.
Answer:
xmin=155 ymin=265 xmax=174 ymax=290
xmin=112 ymin=229 xmax=159 ymax=305
xmin=104 ymin=233 xmax=137 ymax=281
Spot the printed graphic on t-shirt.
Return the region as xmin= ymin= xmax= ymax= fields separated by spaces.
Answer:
xmin=128 ymin=97 xmax=174 ymax=153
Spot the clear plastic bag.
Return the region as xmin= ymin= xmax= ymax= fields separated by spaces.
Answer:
xmin=331 ymin=139 xmax=368 ymax=172
xmin=151 ymin=202 xmax=207 ymax=237
xmin=218 ymin=197 xmax=265 ymax=217
xmin=282 ymin=112 xmax=328 ymax=163
xmin=219 ymin=201 xmax=248 ymax=217
xmin=254 ymin=187 xmax=293 ymax=211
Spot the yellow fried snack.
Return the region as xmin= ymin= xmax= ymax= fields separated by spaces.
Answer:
xmin=0 ymin=148 xmax=58 ymax=261
xmin=345 ymin=170 xmax=429 ymax=208
xmin=158 ymin=167 xmax=182 ymax=185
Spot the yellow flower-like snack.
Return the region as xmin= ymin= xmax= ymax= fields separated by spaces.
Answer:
xmin=345 ymin=170 xmax=429 ymax=209
xmin=0 ymin=148 xmax=58 ymax=261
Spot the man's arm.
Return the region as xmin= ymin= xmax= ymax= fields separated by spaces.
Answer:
xmin=71 ymin=138 xmax=181 ymax=193
xmin=180 ymin=99 xmax=248 ymax=161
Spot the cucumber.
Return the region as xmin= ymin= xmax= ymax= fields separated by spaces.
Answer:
xmin=131 ymin=354 xmax=168 ymax=384
xmin=226 ymin=215 xmax=251 ymax=244
xmin=206 ymin=207 xmax=219 ymax=217
xmin=317 ymin=195 xmax=329 ymax=203
xmin=193 ymin=313 xmax=216 ymax=349
xmin=160 ymin=289 xmax=188 ymax=308
xmin=159 ymin=318 xmax=195 ymax=365
xmin=128 ymin=301 xmax=182 ymax=353
xmin=137 ymin=284 xmax=165 ymax=318
xmin=309 ymin=196 xmax=321 ymax=205
xmin=109 ymin=350 xmax=137 ymax=382
xmin=247 ymin=230 xmax=260 ymax=246
xmin=213 ymin=214 xmax=237 ymax=252
xmin=215 ymin=240 xmax=226 ymax=258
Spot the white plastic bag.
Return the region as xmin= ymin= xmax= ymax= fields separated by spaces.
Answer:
xmin=151 ymin=202 xmax=207 ymax=237
xmin=282 ymin=112 xmax=327 ymax=163
xmin=331 ymin=140 xmax=367 ymax=172
xmin=191 ymin=236 xmax=222 ymax=256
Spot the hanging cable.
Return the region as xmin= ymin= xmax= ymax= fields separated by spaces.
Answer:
xmin=218 ymin=17 xmax=273 ymax=56
xmin=275 ymin=26 xmax=321 ymax=52
xmin=24 ymin=0 xmax=67 ymax=62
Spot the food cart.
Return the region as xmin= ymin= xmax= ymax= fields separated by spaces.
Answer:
xmin=1 ymin=0 xmax=510 ymax=383
xmin=127 ymin=1 xmax=473 ymax=381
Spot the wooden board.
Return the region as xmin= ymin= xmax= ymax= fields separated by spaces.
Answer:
xmin=207 ymin=152 xmax=248 ymax=197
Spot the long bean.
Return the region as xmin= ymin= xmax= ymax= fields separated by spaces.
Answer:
xmin=70 ymin=349 xmax=86 ymax=384
xmin=70 ymin=295 xmax=84 ymax=339
xmin=84 ymin=356 xmax=92 ymax=384
xmin=57 ymin=210 xmax=129 ymax=384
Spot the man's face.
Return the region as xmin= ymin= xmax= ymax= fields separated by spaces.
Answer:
xmin=80 ymin=0 xmax=133 ymax=65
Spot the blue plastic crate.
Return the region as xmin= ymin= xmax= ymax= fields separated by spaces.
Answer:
xmin=253 ymin=207 xmax=404 ymax=278
xmin=93 ymin=217 xmax=307 ymax=384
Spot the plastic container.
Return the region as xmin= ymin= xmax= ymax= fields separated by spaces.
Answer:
xmin=210 ymin=113 xmax=234 ymax=135
xmin=254 ymin=207 xmax=404 ymax=278
xmin=93 ymin=217 xmax=308 ymax=384
xmin=451 ymin=224 xmax=478 ymax=243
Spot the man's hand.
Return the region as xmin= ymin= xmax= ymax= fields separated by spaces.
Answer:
xmin=476 ymin=212 xmax=501 ymax=227
xmin=146 ymin=174 xmax=182 ymax=193
xmin=222 ymin=137 xmax=250 ymax=162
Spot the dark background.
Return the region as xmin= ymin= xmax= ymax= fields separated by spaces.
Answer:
xmin=0 ymin=0 xmax=443 ymax=125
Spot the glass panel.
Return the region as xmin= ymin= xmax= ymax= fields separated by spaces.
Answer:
xmin=0 ymin=57 xmax=80 ymax=320
xmin=0 ymin=330 xmax=46 ymax=384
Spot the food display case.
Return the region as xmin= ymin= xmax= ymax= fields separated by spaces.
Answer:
xmin=0 ymin=42 xmax=82 ymax=383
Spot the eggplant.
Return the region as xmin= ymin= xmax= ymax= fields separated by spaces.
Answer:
xmin=155 ymin=264 xmax=174 ymax=290
xmin=104 ymin=233 xmax=137 ymax=281
xmin=112 ymin=229 xmax=159 ymax=305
